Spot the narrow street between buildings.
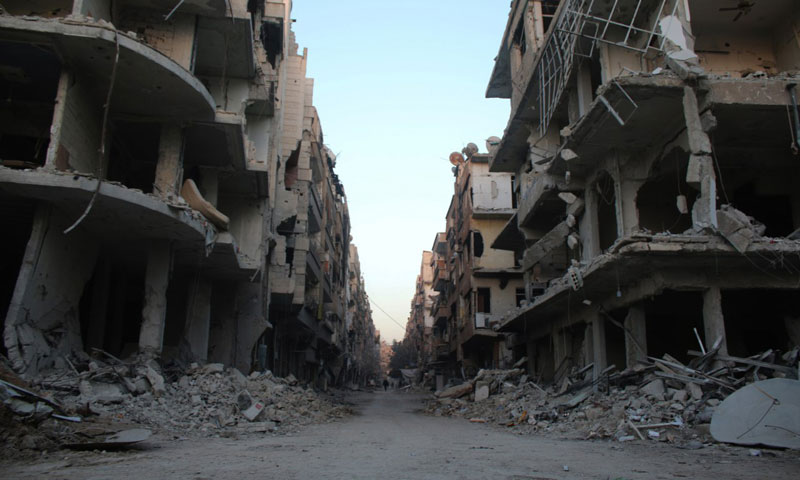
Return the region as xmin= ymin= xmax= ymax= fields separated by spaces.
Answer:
xmin=3 ymin=390 xmax=798 ymax=480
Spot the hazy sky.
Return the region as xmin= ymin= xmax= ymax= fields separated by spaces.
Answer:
xmin=291 ymin=1 xmax=511 ymax=342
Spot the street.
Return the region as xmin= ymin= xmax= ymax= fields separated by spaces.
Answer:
xmin=3 ymin=390 xmax=799 ymax=480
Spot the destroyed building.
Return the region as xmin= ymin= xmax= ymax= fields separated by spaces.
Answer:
xmin=480 ymin=0 xmax=800 ymax=386
xmin=407 ymin=148 xmax=523 ymax=384
xmin=0 ymin=1 xmax=378 ymax=386
xmin=405 ymin=250 xmax=436 ymax=370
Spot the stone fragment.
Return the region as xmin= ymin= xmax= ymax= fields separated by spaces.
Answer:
xmin=229 ymin=368 xmax=248 ymax=389
xmin=474 ymin=382 xmax=490 ymax=402
xmin=145 ymin=366 xmax=166 ymax=397
xmin=688 ymin=383 xmax=703 ymax=401
xmin=672 ymin=389 xmax=689 ymax=403
xmin=641 ymin=379 xmax=665 ymax=399
xmin=203 ymin=363 xmax=225 ymax=374
xmin=436 ymin=382 xmax=473 ymax=399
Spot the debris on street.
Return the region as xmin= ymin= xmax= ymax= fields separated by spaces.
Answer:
xmin=426 ymin=347 xmax=799 ymax=448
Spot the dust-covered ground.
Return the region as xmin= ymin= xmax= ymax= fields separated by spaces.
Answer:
xmin=3 ymin=390 xmax=799 ymax=480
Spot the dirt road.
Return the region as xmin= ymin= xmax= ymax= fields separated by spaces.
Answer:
xmin=4 ymin=390 xmax=799 ymax=479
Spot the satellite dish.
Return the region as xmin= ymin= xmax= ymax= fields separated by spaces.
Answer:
xmin=449 ymin=152 xmax=465 ymax=166
xmin=462 ymin=143 xmax=479 ymax=158
xmin=485 ymin=136 xmax=501 ymax=151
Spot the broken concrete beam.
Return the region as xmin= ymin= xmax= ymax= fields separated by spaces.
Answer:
xmin=685 ymin=155 xmax=713 ymax=189
xmin=682 ymin=87 xmax=713 ymax=155
xmin=566 ymin=197 xmax=585 ymax=217
xmin=522 ymin=221 xmax=570 ymax=271
xmin=717 ymin=207 xmax=755 ymax=253
xmin=435 ymin=382 xmax=473 ymax=399
xmin=691 ymin=175 xmax=718 ymax=231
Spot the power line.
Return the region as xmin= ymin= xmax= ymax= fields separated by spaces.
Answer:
xmin=368 ymin=298 xmax=407 ymax=331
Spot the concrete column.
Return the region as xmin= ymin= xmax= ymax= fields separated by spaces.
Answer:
xmin=682 ymin=87 xmax=717 ymax=230
xmin=139 ymin=241 xmax=171 ymax=355
xmin=591 ymin=314 xmax=607 ymax=389
xmin=553 ymin=327 xmax=572 ymax=378
xmin=583 ymin=321 xmax=594 ymax=366
xmin=580 ymin=187 xmax=601 ymax=260
xmin=623 ymin=305 xmax=647 ymax=368
xmin=154 ymin=124 xmax=183 ymax=199
xmin=702 ymin=287 xmax=728 ymax=355
xmin=183 ymin=278 xmax=212 ymax=362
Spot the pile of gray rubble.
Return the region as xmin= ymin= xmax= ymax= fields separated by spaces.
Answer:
xmin=1 ymin=353 xmax=351 ymax=457
xmin=427 ymin=346 xmax=800 ymax=449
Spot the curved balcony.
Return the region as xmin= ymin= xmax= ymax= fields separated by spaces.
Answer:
xmin=0 ymin=16 xmax=215 ymax=120
xmin=0 ymin=167 xmax=214 ymax=247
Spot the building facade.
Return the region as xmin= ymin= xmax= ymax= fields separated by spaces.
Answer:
xmin=486 ymin=0 xmax=800 ymax=384
xmin=407 ymin=148 xmax=524 ymax=383
xmin=0 ymin=0 xmax=378 ymax=385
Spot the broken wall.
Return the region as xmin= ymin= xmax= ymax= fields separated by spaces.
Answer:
xmin=117 ymin=9 xmax=196 ymax=70
xmin=4 ymin=207 xmax=98 ymax=375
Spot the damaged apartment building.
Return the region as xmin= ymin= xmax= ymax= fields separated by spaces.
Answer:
xmin=407 ymin=147 xmax=523 ymax=384
xmin=481 ymin=0 xmax=800 ymax=385
xmin=0 ymin=0 xmax=378 ymax=386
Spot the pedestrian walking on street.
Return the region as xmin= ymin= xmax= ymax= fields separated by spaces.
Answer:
xmin=382 ymin=379 xmax=389 ymax=391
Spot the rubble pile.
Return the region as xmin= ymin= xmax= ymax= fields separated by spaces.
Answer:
xmin=1 ymin=353 xmax=351 ymax=456
xmin=426 ymin=346 xmax=799 ymax=447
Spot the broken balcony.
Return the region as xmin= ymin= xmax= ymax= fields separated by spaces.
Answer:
xmin=0 ymin=16 xmax=216 ymax=121
xmin=498 ymin=233 xmax=800 ymax=334
xmin=0 ymin=168 xmax=214 ymax=249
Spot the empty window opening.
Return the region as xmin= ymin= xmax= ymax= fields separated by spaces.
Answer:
xmin=477 ymin=287 xmax=491 ymax=314
xmin=107 ymin=122 xmax=160 ymax=193
xmin=473 ymin=231 xmax=484 ymax=258
xmin=722 ymin=289 xmax=799 ymax=357
xmin=0 ymin=42 xmax=61 ymax=168
xmin=596 ymin=171 xmax=618 ymax=251
xmin=0 ymin=198 xmax=35 ymax=356
xmin=644 ymin=290 xmax=704 ymax=364
xmin=732 ymin=182 xmax=794 ymax=237
xmin=79 ymin=254 xmax=146 ymax=358
xmin=515 ymin=288 xmax=526 ymax=307
xmin=637 ymin=155 xmax=694 ymax=233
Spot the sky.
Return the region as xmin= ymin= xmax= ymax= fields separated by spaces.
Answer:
xmin=291 ymin=1 xmax=511 ymax=342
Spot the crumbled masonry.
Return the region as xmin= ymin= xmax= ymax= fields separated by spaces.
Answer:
xmin=426 ymin=346 xmax=799 ymax=447
xmin=1 ymin=354 xmax=351 ymax=458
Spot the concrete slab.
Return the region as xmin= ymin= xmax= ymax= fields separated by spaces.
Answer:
xmin=0 ymin=16 xmax=215 ymax=120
